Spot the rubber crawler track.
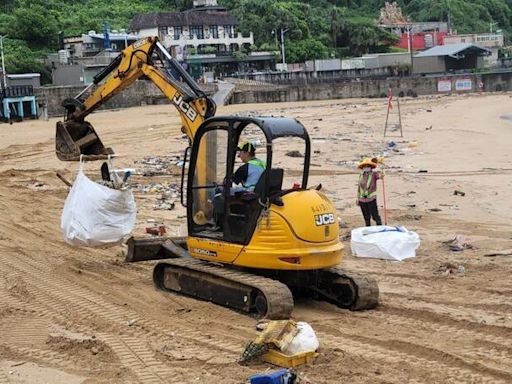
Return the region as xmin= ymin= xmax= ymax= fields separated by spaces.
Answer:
xmin=154 ymin=258 xmax=294 ymax=320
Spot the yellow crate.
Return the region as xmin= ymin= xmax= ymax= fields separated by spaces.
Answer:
xmin=262 ymin=349 xmax=318 ymax=368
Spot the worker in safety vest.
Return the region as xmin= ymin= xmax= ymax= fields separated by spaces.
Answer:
xmin=231 ymin=141 xmax=266 ymax=194
xmin=356 ymin=157 xmax=383 ymax=226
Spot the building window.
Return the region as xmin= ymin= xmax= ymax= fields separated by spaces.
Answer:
xmin=159 ymin=26 xmax=168 ymax=35
xmin=223 ymin=25 xmax=234 ymax=38
xmin=190 ymin=25 xmax=204 ymax=39
xmin=174 ymin=26 xmax=182 ymax=40
xmin=210 ymin=25 xmax=218 ymax=39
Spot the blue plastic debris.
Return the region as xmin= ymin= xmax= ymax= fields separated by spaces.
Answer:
xmin=249 ymin=368 xmax=297 ymax=384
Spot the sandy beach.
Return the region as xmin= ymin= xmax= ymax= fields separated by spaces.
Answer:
xmin=0 ymin=93 xmax=511 ymax=383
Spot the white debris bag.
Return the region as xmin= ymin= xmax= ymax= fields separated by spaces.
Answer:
xmin=281 ymin=322 xmax=319 ymax=355
xmin=351 ymin=225 xmax=420 ymax=261
xmin=61 ymin=161 xmax=136 ymax=247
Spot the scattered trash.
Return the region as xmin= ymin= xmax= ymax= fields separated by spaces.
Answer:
xmin=453 ymin=190 xmax=465 ymax=197
xmin=442 ymin=235 xmax=474 ymax=251
xmin=153 ymin=201 xmax=175 ymax=210
xmin=250 ymin=369 xmax=297 ymax=384
xmin=426 ymin=109 xmax=432 ymax=112
xmin=434 ymin=262 xmax=466 ymax=275
xmin=396 ymin=214 xmax=422 ymax=221
xmin=146 ymin=225 xmax=167 ymax=236
xmin=56 ymin=172 xmax=72 ymax=187
xmin=418 ymin=169 xmax=428 ymax=173
xmin=429 ymin=208 xmax=442 ymax=212
xmin=387 ymin=141 xmax=397 ymax=148
xmin=425 ymin=125 xmax=433 ymax=130
xmin=135 ymin=156 xmax=183 ymax=176
xmin=285 ymin=150 xmax=303 ymax=158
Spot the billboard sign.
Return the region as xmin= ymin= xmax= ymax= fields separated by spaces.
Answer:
xmin=437 ymin=80 xmax=452 ymax=92
xmin=455 ymin=78 xmax=472 ymax=91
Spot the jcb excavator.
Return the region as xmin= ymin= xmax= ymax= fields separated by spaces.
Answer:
xmin=57 ymin=36 xmax=378 ymax=319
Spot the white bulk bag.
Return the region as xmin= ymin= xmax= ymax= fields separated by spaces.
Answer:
xmin=351 ymin=226 xmax=420 ymax=261
xmin=281 ymin=322 xmax=319 ymax=355
xmin=61 ymin=159 xmax=136 ymax=247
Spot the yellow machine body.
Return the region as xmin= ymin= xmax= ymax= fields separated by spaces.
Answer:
xmin=187 ymin=189 xmax=343 ymax=270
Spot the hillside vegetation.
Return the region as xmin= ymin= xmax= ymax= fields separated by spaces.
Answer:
xmin=0 ymin=0 xmax=509 ymax=82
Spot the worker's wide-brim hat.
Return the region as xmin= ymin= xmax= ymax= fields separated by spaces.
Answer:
xmin=358 ymin=158 xmax=377 ymax=169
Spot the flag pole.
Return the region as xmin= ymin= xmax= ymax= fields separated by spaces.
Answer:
xmin=381 ymin=177 xmax=388 ymax=225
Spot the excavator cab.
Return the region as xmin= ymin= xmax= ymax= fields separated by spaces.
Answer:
xmin=186 ymin=116 xmax=310 ymax=245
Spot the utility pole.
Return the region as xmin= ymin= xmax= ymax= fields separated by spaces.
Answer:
xmin=280 ymin=28 xmax=289 ymax=68
xmin=408 ymin=26 xmax=414 ymax=75
xmin=0 ymin=35 xmax=7 ymax=90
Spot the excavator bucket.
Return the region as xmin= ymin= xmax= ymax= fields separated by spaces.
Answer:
xmin=56 ymin=120 xmax=114 ymax=161
xmin=56 ymin=97 xmax=114 ymax=161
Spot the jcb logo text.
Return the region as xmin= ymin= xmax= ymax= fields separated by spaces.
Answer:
xmin=315 ymin=213 xmax=335 ymax=226
xmin=173 ymin=95 xmax=198 ymax=122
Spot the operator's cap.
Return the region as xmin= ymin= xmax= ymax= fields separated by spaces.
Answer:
xmin=237 ymin=141 xmax=256 ymax=153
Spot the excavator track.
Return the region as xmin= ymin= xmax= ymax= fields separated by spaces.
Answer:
xmin=306 ymin=268 xmax=379 ymax=310
xmin=153 ymin=258 xmax=294 ymax=320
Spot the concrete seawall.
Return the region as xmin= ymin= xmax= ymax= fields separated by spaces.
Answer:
xmin=35 ymin=81 xmax=217 ymax=118
xmin=231 ymin=71 xmax=512 ymax=104
xmin=33 ymin=71 xmax=512 ymax=117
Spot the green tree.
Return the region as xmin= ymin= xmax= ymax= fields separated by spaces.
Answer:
xmin=8 ymin=1 xmax=59 ymax=48
xmin=286 ymin=38 xmax=329 ymax=63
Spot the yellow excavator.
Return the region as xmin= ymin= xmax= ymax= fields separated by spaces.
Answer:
xmin=56 ymin=36 xmax=378 ymax=319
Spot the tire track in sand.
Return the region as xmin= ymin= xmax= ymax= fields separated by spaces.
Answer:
xmin=318 ymin=327 xmax=510 ymax=383
xmin=0 ymin=250 xmax=242 ymax=383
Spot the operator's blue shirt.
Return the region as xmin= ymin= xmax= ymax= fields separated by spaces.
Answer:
xmin=231 ymin=158 xmax=266 ymax=193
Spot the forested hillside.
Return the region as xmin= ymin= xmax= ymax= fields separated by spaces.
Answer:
xmin=0 ymin=0 xmax=510 ymax=82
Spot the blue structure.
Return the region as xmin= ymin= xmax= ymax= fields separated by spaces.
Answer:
xmin=1 ymin=96 xmax=37 ymax=121
xmin=1 ymin=86 xmax=37 ymax=122
xmin=103 ymin=23 xmax=111 ymax=50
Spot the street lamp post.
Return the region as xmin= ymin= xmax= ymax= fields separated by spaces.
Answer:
xmin=280 ymin=28 xmax=289 ymax=69
xmin=0 ymin=35 xmax=7 ymax=90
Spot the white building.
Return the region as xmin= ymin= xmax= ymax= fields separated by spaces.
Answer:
xmin=128 ymin=0 xmax=274 ymax=78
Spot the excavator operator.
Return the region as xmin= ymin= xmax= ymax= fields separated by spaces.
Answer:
xmin=213 ymin=141 xmax=266 ymax=228
xmin=231 ymin=141 xmax=266 ymax=194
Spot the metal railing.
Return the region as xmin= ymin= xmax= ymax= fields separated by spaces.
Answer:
xmin=1 ymin=85 xmax=34 ymax=98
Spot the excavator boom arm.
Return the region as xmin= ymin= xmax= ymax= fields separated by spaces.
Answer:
xmin=56 ymin=36 xmax=216 ymax=161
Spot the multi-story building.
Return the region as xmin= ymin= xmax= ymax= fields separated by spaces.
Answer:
xmin=62 ymin=30 xmax=140 ymax=60
xmin=129 ymin=0 xmax=276 ymax=79
xmin=444 ymin=33 xmax=503 ymax=66
xmin=50 ymin=30 xmax=141 ymax=86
